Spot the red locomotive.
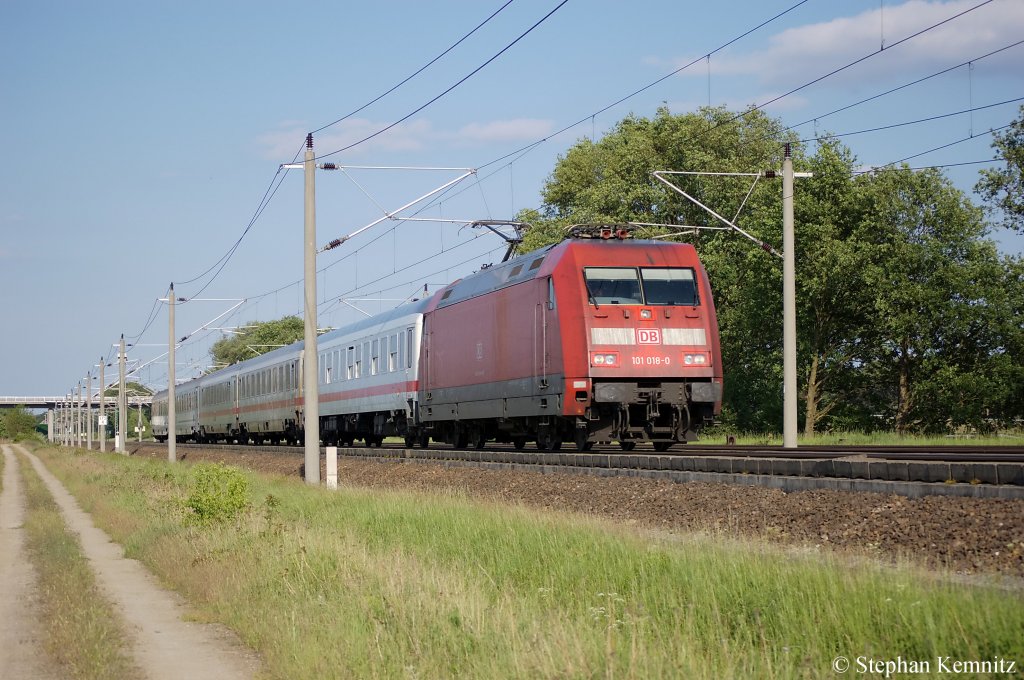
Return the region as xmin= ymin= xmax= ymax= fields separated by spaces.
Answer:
xmin=419 ymin=225 xmax=722 ymax=451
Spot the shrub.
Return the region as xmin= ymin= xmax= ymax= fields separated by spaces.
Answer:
xmin=185 ymin=463 xmax=250 ymax=523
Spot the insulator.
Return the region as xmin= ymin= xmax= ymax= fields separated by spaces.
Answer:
xmin=320 ymin=162 xmax=338 ymax=170
xmin=326 ymin=239 xmax=343 ymax=250
xmin=306 ymin=133 xmax=313 ymax=149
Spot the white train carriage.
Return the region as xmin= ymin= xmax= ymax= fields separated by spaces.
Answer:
xmin=317 ymin=300 xmax=428 ymax=447
xmin=234 ymin=347 xmax=301 ymax=444
xmin=152 ymin=382 xmax=200 ymax=442
xmin=197 ymin=366 xmax=240 ymax=442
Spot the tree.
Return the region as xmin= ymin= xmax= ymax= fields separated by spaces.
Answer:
xmin=101 ymin=382 xmax=153 ymax=439
xmin=2 ymin=405 xmax=41 ymax=440
xmin=975 ymin=105 xmax=1024 ymax=233
xmin=851 ymin=166 xmax=1019 ymax=433
xmin=209 ymin=316 xmax=305 ymax=369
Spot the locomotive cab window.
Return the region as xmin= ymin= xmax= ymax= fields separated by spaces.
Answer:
xmin=584 ymin=267 xmax=698 ymax=306
xmin=583 ymin=268 xmax=643 ymax=305
xmin=640 ymin=268 xmax=699 ymax=306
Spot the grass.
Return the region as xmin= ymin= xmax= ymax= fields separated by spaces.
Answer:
xmin=17 ymin=449 xmax=140 ymax=679
xmin=703 ymin=428 xmax=1023 ymax=446
xmin=38 ymin=446 xmax=1024 ymax=679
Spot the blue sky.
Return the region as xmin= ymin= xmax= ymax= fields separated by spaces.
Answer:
xmin=1 ymin=0 xmax=1022 ymax=397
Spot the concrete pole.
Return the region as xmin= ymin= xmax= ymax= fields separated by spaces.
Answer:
xmin=75 ymin=382 xmax=82 ymax=448
xmin=99 ymin=357 xmax=106 ymax=452
xmin=303 ymin=133 xmax=321 ymax=484
xmin=138 ymin=400 xmax=143 ymax=443
xmin=119 ymin=335 xmax=127 ymax=454
xmin=87 ymin=371 xmax=93 ymax=450
xmin=168 ymin=283 xmax=177 ymax=463
xmin=782 ymin=144 xmax=798 ymax=449
xmin=46 ymin=409 xmax=54 ymax=443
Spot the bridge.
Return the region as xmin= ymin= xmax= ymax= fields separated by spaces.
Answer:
xmin=0 ymin=395 xmax=152 ymax=409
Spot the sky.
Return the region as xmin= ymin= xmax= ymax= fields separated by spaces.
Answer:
xmin=1 ymin=0 xmax=1022 ymax=398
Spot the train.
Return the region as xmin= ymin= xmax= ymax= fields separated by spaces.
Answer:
xmin=152 ymin=226 xmax=723 ymax=451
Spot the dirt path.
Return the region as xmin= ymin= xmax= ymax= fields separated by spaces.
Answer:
xmin=15 ymin=444 xmax=261 ymax=680
xmin=0 ymin=444 xmax=66 ymax=679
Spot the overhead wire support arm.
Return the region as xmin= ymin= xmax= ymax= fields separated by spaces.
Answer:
xmin=653 ymin=171 xmax=782 ymax=258
xmin=316 ymin=168 xmax=477 ymax=253
xmin=652 ymin=170 xmax=812 ymax=259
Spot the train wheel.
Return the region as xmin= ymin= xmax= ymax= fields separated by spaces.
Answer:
xmin=619 ymin=441 xmax=636 ymax=451
xmin=653 ymin=442 xmax=673 ymax=452
xmin=472 ymin=430 xmax=487 ymax=450
xmin=418 ymin=432 xmax=430 ymax=449
xmin=404 ymin=434 xmax=416 ymax=449
xmin=574 ymin=430 xmax=593 ymax=452
xmin=512 ymin=437 xmax=527 ymax=451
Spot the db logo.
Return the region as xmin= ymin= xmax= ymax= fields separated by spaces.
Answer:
xmin=637 ymin=328 xmax=661 ymax=345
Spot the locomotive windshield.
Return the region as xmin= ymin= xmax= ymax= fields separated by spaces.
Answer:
xmin=583 ymin=267 xmax=698 ymax=306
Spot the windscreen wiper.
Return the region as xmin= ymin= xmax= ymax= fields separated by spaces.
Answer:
xmin=582 ymin=277 xmax=600 ymax=309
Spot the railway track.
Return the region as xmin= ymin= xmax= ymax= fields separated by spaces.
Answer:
xmin=128 ymin=441 xmax=1024 ymax=499
xmin=136 ymin=441 xmax=1024 ymax=463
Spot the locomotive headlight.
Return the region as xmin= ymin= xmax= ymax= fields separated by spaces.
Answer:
xmin=640 ymin=309 xmax=653 ymax=319
xmin=591 ymin=352 xmax=619 ymax=367
xmin=683 ymin=352 xmax=709 ymax=366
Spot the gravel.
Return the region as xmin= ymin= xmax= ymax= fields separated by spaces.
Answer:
xmin=138 ymin=447 xmax=1024 ymax=579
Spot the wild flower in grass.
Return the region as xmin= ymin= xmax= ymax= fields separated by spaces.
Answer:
xmin=590 ymin=592 xmax=629 ymax=629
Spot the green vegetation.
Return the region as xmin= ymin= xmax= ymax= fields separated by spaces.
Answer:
xmin=208 ymin=316 xmax=306 ymax=369
xmin=99 ymin=383 xmax=153 ymax=441
xmin=41 ymin=448 xmax=1024 ymax=680
xmin=702 ymin=428 xmax=1022 ymax=447
xmin=0 ymin=405 xmax=44 ymax=441
xmin=18 ymin=451 xmax=139 ymax=679
xmin=185 ymin=463 xmax=251 ymax=524
xmin=976 ymin=104 xmax=1024 ymax=233
xmin=521 ymin=106 xmax=1024 ymax=435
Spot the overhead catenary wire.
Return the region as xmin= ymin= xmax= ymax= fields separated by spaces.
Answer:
xmin=798 ymin=96 xmax=1024 ymax=143
xmin=786 ymin=38 xmax=1024 ymax=131
xmin=311 ymin=0 xmax=517 ymax=135
xmin=706 ymin=0 xmax=998 ymax=138
xmin=475 ymin=0 xmax=815 ymax=173
xmin=164 ymin=2 xmax=523 ymax=306
xmin=315 ymin=0 xmax=571 ymax=161
xmin=439 ymin=0 xmax=1005 ymax=223
xmin=853 ymin=123 xmax=1013 ymax=175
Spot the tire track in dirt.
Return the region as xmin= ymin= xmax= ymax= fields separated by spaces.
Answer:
xmin=0 ymin=444 xmax=65 ymax=679
xmin=16 ymin=445 xmax=261 ymax=680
